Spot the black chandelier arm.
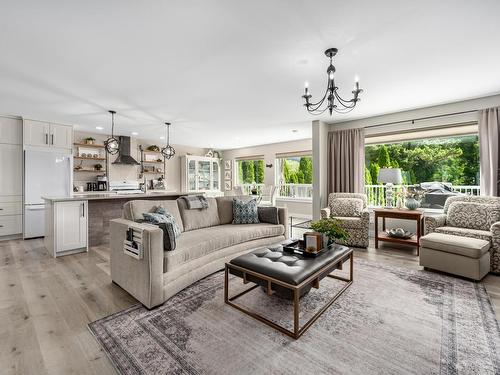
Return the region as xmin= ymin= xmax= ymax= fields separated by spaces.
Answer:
xmin=333 ymin=90 xmax=359 ymax=106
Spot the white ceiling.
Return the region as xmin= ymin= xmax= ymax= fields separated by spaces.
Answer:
xmin=1 ymin=0 xmax=500 ymax=149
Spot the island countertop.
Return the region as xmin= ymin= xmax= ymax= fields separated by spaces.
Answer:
xmin=42 ymin=191 xmax=190 ymax=202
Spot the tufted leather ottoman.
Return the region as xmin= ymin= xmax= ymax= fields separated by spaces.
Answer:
xmin=224 ymin=243 xmax=353 ymax=339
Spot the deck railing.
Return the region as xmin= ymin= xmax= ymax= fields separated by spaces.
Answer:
xmin=364 ymin=184 xmax=481 ymax=207
xmin=277 ymin=183 xmax=313 ymax=199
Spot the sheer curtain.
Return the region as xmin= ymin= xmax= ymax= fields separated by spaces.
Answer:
xmin=327 ymin=128 xmax=365 ymax=193
xmin=479 ymin=107 xmax=500 ymax=196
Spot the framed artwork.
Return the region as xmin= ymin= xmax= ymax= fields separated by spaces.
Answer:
xmin=224 ymin=170 xmax=231 ymax=180
xmin=224 ymin=160 xmax=231 ymax=170
xmin=224 ymin=180 xmax=232 ymax=190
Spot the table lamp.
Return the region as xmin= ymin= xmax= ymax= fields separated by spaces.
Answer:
xmin=377 ymin=168 xmax=402 ymax=208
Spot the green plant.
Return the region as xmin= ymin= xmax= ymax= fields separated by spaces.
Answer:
xmin=94 ymin=164 xmax=103 ymax=171
xmin=147 ymin=145 xmax=160 ymax=152
xmin=84 ymin=137 xmax=96 ymax=141
xmin=310 ymin=218 xmax=348 ymax=246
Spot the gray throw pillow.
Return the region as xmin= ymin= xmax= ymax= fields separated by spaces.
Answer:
xmin=258 ymin=206 xmax=279 ymax=225
xmin=233 ymin=198 xmax=259 ymax=224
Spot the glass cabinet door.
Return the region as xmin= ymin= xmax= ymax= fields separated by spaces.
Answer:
xmin=212 ymin=161 xmax=219 ymax=190
xmin=188 ymin=159 xmax=196 ymax=191
xmin=197 ymin=160 xmax=211 ymax=191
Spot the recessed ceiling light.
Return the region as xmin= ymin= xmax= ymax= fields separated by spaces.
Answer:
xmin=131 ymin=132 xmax=139 ymax=136
xmin=96 ymin=126 xmax=104 ymax=130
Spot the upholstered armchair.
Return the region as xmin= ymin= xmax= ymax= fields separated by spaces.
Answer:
xmin=321 ymin=193 xmax=370 ymax=248
xmin=424 ymin=195 xmax=500 ymax=273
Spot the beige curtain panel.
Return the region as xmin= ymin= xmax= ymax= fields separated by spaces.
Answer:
xmin=327 ymin=128 xmax=365 ymax=194
xmin=479 ymin=107 xmax=500 ymax=196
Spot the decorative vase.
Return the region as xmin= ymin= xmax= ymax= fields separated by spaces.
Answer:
xmin=405 ymin=198 xmax=420 ymax=210
xmin=396 ymin=197 xmax=403 ymax=209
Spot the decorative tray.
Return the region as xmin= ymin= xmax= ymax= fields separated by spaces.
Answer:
xmin=386 ymin=228 xmax=414 ymax=239
xmin=282 ymin=239 xmax=327 ymax=258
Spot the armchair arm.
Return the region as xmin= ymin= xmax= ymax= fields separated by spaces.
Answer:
xmin=360 ymin=208 xmax=370 ymax=224
xmin=278 ymin=207 xmax=289 ymax=239
xmin=320 ymin=207 xmax=330 ymax=219
xmin=490 ymin=222 xmax=500 ymax=273
xmin=110 ymin=218 xmax=165 ymax=309
xmin=424 ymin=214 xmax=447 ymax=235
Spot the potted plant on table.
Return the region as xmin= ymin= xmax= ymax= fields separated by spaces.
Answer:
xmin=405 ymin=185 xmax=425 ymax=210
xmin=84 ymin=137 xmax=96 ymax=145
xmin=310 ymin=218 xmax=349 ymax=246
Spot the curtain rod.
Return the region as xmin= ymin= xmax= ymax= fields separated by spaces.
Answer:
xmin=364 ymin=109 xmax=478 ymax=129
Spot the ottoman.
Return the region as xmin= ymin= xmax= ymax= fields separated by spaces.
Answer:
xmin=419 ymin=232 xmax=490 ymax=280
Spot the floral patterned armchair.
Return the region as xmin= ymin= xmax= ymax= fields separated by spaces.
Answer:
xmin=321 ymin=193 xmax=370 ymax=248
xmin=424 ymin=195 xmax=500 ymax=273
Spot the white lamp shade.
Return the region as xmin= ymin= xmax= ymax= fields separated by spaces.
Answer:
xmin=378 ymin=168 xmax=402 ymax=184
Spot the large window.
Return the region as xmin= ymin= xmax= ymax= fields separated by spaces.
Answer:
xmin=276 ymin=153 xmax=313 ymax=199
xmin=365 ymin=133 xmax=480 ymax=207
xmin=235 ymin=158 xmax=265 ymax=194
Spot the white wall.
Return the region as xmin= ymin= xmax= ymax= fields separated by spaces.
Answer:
xmin=311 ymin=93 xmax=500 ymax=217
xmin=74 ymin=131 xmax=206 ymax=192
xmin=221 ymin=138 xmax=313 ymax=217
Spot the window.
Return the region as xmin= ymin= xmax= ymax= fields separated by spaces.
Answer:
xmin=365 ymin=132 xmax=480 ymax=207
xmin=275 ymin=152 xmax=313 ymax=199
xmin=235 ymin=157 xmax=265 ymax=194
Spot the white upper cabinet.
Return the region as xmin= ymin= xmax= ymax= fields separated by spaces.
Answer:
xmin=49 ymin=123 xmax=72 ymax=149
xmin=24 ymin=119 xmax=73 ymax=150
xmin=0 ymin=117 xmax=22 ymax=145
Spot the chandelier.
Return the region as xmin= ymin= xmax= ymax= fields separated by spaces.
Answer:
xmin=105 ymin=110 xmax=120 ymax=154
xmin=161 ymin=122 xmax=175 ymax=159
xmin=302 ymin=48 xmax=363 ymax=116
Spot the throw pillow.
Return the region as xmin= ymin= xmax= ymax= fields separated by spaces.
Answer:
xmin=447 ymin=201 xmax=500 ymax=231
xmin=232 ymin=198 xmax=259 ymax=224
xmin=258 ymin=206 xmax=279 ymax=225
xmin=330 ymin=198 xmax=363 ymax=217
xmin=143 ymin=206 xmax=181 ymax=238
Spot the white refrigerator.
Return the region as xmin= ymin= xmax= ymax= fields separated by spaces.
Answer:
xmin=24 ymin=150 xmax=73 ymax=238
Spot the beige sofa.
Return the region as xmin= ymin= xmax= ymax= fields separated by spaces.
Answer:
xmin=110 ymin=197 xmax=288 ymax=308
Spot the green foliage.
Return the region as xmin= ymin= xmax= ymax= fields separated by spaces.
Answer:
xmin=299 ymin=157 xmax=313 ymax=184
xmin=281 ymin=156 xmax=313 ymax=184
xmin=254 ymin=160 xmax=264 ymax=184
xmin=365 ymin=135 xmax=479 ymax=186
xmin=310 ymin=218 xmax=348 ymax=246
xmin=364 ymin=167 xmax=372 ymax=185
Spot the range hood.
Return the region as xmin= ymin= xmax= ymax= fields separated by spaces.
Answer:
xmin=112 ymin=136 xmax=140 ymax=165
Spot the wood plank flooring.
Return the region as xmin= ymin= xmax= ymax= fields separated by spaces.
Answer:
xmin=1 ymin=237 xmax=499 ymax=374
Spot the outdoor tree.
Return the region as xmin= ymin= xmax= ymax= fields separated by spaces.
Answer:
xmin=254 ymin=160 xmax=264 ymax=183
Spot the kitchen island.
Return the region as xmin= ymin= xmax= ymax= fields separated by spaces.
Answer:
xmin=43 ymin=191 xmax=189 ymax=256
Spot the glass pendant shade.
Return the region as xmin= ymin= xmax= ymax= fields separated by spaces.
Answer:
xmin=161 ymin=122 xmax=175 ymax=159
xmin=105 ymin=110 xmax=120 ymax=155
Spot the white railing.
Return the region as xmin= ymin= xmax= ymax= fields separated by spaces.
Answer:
xmin=364 ymin=184 xmax=481 ymax=207
xmin=238 ymin=183 xmax=265 ymax=195
xmin=277 ymin=183 xmax=313 ymax=199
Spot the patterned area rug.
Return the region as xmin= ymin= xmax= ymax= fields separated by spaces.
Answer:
xmin=89 ymin=259 xmax=500 ymax=374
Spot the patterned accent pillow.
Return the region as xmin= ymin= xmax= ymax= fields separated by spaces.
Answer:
xmin=232 ymin=198 xmax=259 ymax=224
xmin=330 ymin=198 xmax=363 ymax=217
xmin=143 ymin=206 xmax=181 ymax=238
xmin=447 ymin=202 xmax=500 ymax=231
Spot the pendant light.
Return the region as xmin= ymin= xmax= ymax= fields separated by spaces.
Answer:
xmin=105 ymin=110 xmax=120 ymax=155
xmin=161 ymin=122 xmax=175 ymax=159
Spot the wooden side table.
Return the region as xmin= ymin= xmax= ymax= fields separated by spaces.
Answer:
xmin=374 ymin=208 xmax=424 ymax=255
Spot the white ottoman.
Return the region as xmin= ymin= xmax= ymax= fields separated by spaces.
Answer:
xmin=419 ymin=232 xmax=490 ymax=280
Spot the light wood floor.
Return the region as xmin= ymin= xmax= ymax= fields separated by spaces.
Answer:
xmin=1 ymin=237 xmax=499 ymax=374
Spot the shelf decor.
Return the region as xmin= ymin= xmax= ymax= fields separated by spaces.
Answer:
xmin=302 ymin=47 xmax=363 ymax=116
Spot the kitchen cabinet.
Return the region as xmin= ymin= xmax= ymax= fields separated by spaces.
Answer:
xmin=181 ymin=156 xmax=222 ymax=195
xmin=45 ymin=199 xmax=88 ymax=257
xmin=0 ymin=116 xmax=23 ymax=240
xmin=24 ymin=119 xmax=73 ymax=150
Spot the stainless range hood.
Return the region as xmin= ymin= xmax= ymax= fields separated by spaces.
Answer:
xmin=112 ymin=136 xmax=140 ymax=165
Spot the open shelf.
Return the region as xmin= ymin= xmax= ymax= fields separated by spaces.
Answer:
xmin=74 ymin=156 xmax=106 ymax=161
xmin=142 ymin=160 xmax=164 ymax=164
xmin=74 ymin=169 xmax=106 ymax=172
xmin=74 ymin=143 xmax=105 ymax=148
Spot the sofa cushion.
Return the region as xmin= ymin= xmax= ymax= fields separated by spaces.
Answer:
xmin=233 ymin=198 xmax=259 ymax=224
xmin=447 ymin=201 xmax=500 ymax=231
xmin=177 ymin=197 xmax=220 ymax=232
xmin=434 ymin=226 xmax=492 ymax=242
xmin=330 ymin=198 xmax=363 ymax=217
xmin=258 ymin=206 xmax=279 ymax=225
xmin=163 ymin=223 xmax=285 ymax=271
xmin=124 ymin=200 xmax=184 ymax=232
xmin=420 ymin=232 xmax=490 ymax=259
xmin=216 ymin=196 xmax=253 ymax=224
xmin=332 ymin=216 xmax=365 ymax=229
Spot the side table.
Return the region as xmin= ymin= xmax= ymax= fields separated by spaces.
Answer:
xmin=374 ymin=208 xmax=424 ymax=255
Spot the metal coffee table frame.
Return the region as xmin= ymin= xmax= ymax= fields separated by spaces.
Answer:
xmin=224 ymin=250 xmax=353 ymax=339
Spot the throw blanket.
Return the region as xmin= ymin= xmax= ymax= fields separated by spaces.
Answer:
xmin=181 ymin=195 xmax=209 ymax=210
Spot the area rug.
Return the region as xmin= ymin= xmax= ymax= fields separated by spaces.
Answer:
xmin=89 ymin=259 xmax=500 ymax=374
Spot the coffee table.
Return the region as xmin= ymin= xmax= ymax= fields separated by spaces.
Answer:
xmin=224 ymin=243 xmax=353 ymax=339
